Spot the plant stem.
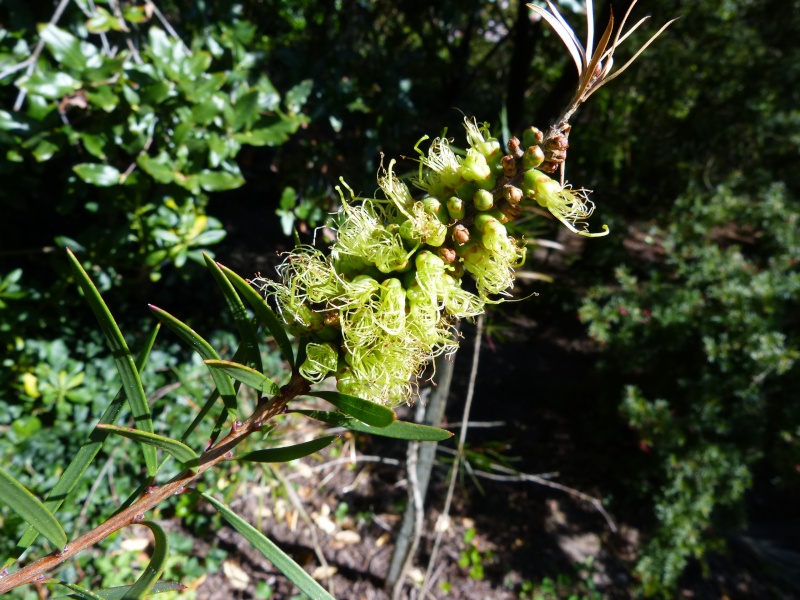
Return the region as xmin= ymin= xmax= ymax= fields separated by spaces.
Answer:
xmin=0 ymin=373 xmax=310 ymax=595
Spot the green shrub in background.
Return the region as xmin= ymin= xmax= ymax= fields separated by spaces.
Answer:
xmin=580 ymin=180 xmax=800 ymax=595
xmin=0 ymin=6 xmax=309 ymax=281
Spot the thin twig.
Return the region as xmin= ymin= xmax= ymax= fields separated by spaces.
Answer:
xmin=9 ymin=0 xmax=73 ymax=111
xmin=391 ymin=441 xmax=424 ymax=600
xmin=419 ymin=314 xmax=484 ymax=598
xmin=284 ymin=455 xmax=402 ymax=480
xmin=147 ymin=0 xmax=192 ymax=55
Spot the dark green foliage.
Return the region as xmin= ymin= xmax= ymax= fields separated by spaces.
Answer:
xmin=580 ymin=181 xmax=800 ymax=595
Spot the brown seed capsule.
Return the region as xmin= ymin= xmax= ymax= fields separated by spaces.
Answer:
xmin=438 ymin=246 xmax=457 ymax=263
xmin=324 ymin=311 xmax=340 ymax=327
xmin=499 ymin=203 xmax=523 ymax=222
xmin=453 ymin=224 xmax=470 ymax=245
xmin=501 ymin=155 xmax=517 ymax=178
xmin=507 ymin=137 xmax=524 ymax=159
xmin=503 ymin=185 xmax=523 ymax=205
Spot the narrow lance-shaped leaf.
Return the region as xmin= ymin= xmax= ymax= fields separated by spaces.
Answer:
xmin=0 ymin=467 xmax=68 ymax=549
xmin=307 ymin=391 xmax=395 ymax=428
xmin=203 ymin=255 xmax=262 ymax=373
xmin=204 ymin=360 xmax=280 ymax=395
xmin=238 ymin=435 xmax=338 ymax=463
xmin=122 ymin=521 xmax=169 ymax=600
xmin=96 ymin=425 xmax=199 ymax=467
xmin=6 ymin=326 xmax=160 ymax=568
xmin=219 ymin=264 xmax=294 ymax=368
xmin=201 ymin=493 xmax=334 ymax=600
xmin=66 ymin=249 xmax=158 ymax=476
xmin=294 ymin=410 xmax=453 ymax=442
xmin=54 ymin=581 xmax=186 ymax=600
xmin=149 ymin=304 xmax=237 ymax=419
xmin=54 ymin=582 xmax=105 ymax=600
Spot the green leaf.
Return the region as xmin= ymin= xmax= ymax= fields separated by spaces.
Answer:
xmin=96 ymin=425 xmax=199 ymax=467
xmin=55 ymin=582 xmax=105 ymax=600
xmin=33 ymin=138 xmax=59 ymax=162
xmin=148 ymin=305 xmax=237 ymax=418
xmin=122 ymin=521 xmax=169 ymax=599
xmin=218 ymin=264 xmax=294 ymax=368
xmin=6 ymin=326 xmax=159 ymax=567
xmin=73 ymin=163 xmax=120 ymax=187
xmin=66 ymin=250 xmax=158 ymax=476
xmin=0 ymin=109 xmax=29 ymax=132
xmin=55 ymin=581 xmax=186 ymax=599
xmin=285 ymin=79 xmax=313 ymax=114
xmin=238 ymin=435 xmax=337 ymax=463
xmin=307 ymin=391 xmax=395 ymax=427
xmin=203 ymin=254 xmax=262 ymax=372
xmin=201 ymin=493 xmax=334 ymax=600
xmin=294 ymin=410 xmax=453 ymax=442
xmin=137 ymin=154 xmax=175 ymax=184
xmin=197 ymin=170 xmax=245 ymax=192
xmin=19 ymin=71 xmax=80 ymax=99
xmin=233 ymin=119 xmax=302 ymax=147
xmin=232 ymin=90 xmax=259 ymax=131
xmin=0 ymin=467 xmax=67 ymax=549
xmin=39 ymin=24 xmax=88 ymax=71
xmin=204 ymin=360 xmax=279 ymax=395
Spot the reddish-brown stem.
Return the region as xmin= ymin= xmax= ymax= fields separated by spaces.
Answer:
xmin=0 ymin=373 xmax=311 ymax=595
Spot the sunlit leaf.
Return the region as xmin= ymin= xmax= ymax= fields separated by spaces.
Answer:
xmin=0 ymin=467 xmax=67 ymax=549
xmin=294 ymin=410 xmax=453 ymax=442
xmin=96 ymin=425 xmax=199 ymax=467
xmin=201 ymin=493 xmax=334 ymax=600
xmin=122 ymin=521 xmax=169 ymax=599
xmin=204 ymin=360 xmax=279 ymax=395
xmin=66 ymin=250 xmax=158 ymax=476
xmin=203 ymin=255 xmax=262 ymax=372
xmin=218 ymin=264 xmax=294 ymax=368
xmin=306 ymin=391 xmax=395 ymax=427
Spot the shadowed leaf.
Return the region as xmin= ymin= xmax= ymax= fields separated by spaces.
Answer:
xmin=238 ymin=435 xmax=337 ymax=463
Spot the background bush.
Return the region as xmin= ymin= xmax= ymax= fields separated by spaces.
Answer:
xmin=1 ymin=0 xmax=798 ymax=597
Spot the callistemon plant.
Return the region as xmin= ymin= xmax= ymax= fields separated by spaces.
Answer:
xmin=258 ymin=0 xmax=676 ymax=407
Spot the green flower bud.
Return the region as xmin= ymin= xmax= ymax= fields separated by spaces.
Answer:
xmin=474 ymin=189 xmax=494 ymax=211
xmin=446 ymin=196 xmax=465 ymax=221
xmin=522 ymin=145 xmax=545 ymax=170
xmin=422 ymin=196 xmax=452 ymax=227
xmin=522 ymin=126 xmax=544 ymax=149
xmin=461 ymin=149 xmax=492 ymax=182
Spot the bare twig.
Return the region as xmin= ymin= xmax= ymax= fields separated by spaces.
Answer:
xmin=7 ymin=0 xmax=73 ymax=111
xmin=419 ymin=314 xmax=484 ymax=598
xmin=146 ymin=0 xmax=192 ymax=55
xmin=391 ymin=441 xmax=424 ymax=600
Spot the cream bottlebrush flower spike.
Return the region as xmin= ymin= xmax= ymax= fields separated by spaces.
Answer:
xmin=528 ymin=0 xmax=678 ymax=173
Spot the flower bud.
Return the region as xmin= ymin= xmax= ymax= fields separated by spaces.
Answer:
xmin=461 ymin=149 xmax=492 ymax=182
xmin=522 ymin=145 xmax=545 ymax=170
xmin=501 ymin=155 xmax=517 ymax=178
xmin=446 ymin=196 xmax=465 ymax=221
xmin=503 ymin=185 xmax=523 ymax=205
xmin=507 ymin=137 xmax=523 ymax=159
xmin=453 ymin=224 xmax=470 ymax=245
xmin=438 ymin=246 xmax=457 ymax=263
xmin=522 ymin=126 xmax=543 ymax=149
xmin=474 ymin=189 xmax=494 ymax=211
xmin=498 ymin=202 xmax=523 ymax=222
